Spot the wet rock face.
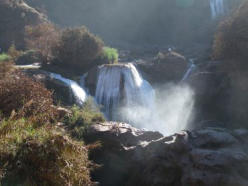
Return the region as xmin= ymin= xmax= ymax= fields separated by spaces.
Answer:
xmin=85 ymin=123 xmax=248 ymax=186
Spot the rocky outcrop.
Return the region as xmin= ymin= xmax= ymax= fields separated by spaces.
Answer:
xmin=136 ymin=51 xmax=188 ymax=84
xmin=23 ymin=69 xmax=74 ymax=105
xmin=188 ymin=59 xmax=248 ymax=129
xmin=0 ymin=0 xmax=46 ymax=50
xmin=85 ymin=122 xmax=248 ymax=186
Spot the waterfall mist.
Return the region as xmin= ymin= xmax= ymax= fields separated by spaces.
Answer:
xmin=120 ymin=83 xmax=195 ymax=136
xmin=94 ymin=63 xmax=195 ymax=136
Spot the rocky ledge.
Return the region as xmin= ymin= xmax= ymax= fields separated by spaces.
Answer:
xmin=85 ymin=122 xmax=248 ymax=186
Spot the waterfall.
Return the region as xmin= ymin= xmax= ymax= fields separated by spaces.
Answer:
xmin=181 ymin=59 xmax=196 ymax=81
xmin=210 ymin=0 xmax=225 ymax=18
xmin=50 ymin=73 xmax=87 ymax=105
xmin=95 ymin=63 xmax=155 ymax=120
xmin=94 ymin=63 xmax=194 ymax=136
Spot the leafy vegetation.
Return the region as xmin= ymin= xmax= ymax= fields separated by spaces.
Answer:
xmin=101 ymin=47 xmax=119 ymax=64
xmin=7 ymin=44 xmax=22 ymax=62
xmin=25 ymin=23 xmax=60 ymax=63
xmin=0 ymin=64 xmax=57 ymax=123
xmin=0 ymin=61 xmax=105 ymax=185
xmin=52 ymin=26 xmax=104 ymax=70
xmin=64 ymin=98 xmax=105 ymax=139
xmin=0 ymin=118 xmax=93 ymax=186
xmin=0 ymin=53 xmax=11 ymax=62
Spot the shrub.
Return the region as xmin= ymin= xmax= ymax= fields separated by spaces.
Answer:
xmin=0 ymin=73 xmax=57 ymax=123
xmin=7 ymin=44 xmax=22 ymax=61
xmin=0 ymin=53 xmax=11 ymax=62
xmin=53 ymin=26 xmax=104 ymax=69
xmin=101 ymin=47 xmax=119 ymax=64
xmin=0 ymin=118 xmax=93 ymax=186
xmin=64 ymin=98 xmax=105 ymax=139
xmin=213 ymin=1 xmax=248 ymax=60
xmin=25 ymin=23 xmax=60 ymax=63
xmin=0 ymin=61 xmax=15 ymax=79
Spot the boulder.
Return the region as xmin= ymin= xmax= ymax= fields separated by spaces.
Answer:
xmin=85 ymin=123 xmax=248 ymax=186
xmin=136 ymin=51 xmax=188 ymax=84
xmin=23 ymin=69 xmax=74 ymax=105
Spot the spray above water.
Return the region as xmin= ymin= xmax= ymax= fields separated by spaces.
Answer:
xmin=94 ymin=63 xmax=195 ymax=136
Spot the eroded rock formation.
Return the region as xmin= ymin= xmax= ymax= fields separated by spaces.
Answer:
xmin=85 ymin=122 xmax=248 ymax=186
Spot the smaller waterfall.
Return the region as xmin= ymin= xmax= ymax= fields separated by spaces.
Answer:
xmin=50 ymin=73 xmax=87 ymax=105
xmin=181 ymin=59 xmax=196 ymax=81
xmin=210 ymin=0 xmax=225 ymax=18
xmin=95 ymin=63 xmax=155 ymax=120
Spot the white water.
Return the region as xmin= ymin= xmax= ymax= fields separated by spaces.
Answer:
xmin=50 ymin=73 xmax=87 ymax=105
xmin=95 ymin=63 xmax=155 ymax=120
xmin=181 ymin=59 xmax=196 ymax=81
xmin=210 ymin=0 xmax=225 ymax=18
xmin=95 ymin=63 xmax=195 ymax=136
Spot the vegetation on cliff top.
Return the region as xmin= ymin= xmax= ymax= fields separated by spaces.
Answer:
xmin=101 ymin=47 xmax=119 ymax=64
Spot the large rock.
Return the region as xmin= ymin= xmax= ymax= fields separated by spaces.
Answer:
xmin=85 ymin=123 xmax=248 ymax=186
xmin=136 ymin=51 xmax=188 ymax=84
xmin=0 ymin=0 xmax=46 ymax=50
xmin=23 ymin=69 xmax=74 ymax=105
xmin=188 ymin=60 xmax=248 ymax=129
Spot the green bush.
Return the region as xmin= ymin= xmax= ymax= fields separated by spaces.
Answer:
xmin=101 ymin=47 xmax=119 ymax=64
xmin=53 ymin=26 xmax=104 ymax=70
xmin=0 ymin=118 xmax=93 ymax=186
xmin=64 ymin=98 xmax=105 ymax=139
xmin=0 ymin=53 xmax=11 ymax=62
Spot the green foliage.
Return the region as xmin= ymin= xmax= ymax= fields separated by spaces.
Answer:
xmin=53 ymin=26 xmax=104 ymax=69
xmin=7 ymin=44 xmax=22 ymax=61
xmin=101 ymin=47 xmax=119 ymax=64
xmin=64 ymin=98 xmax=105 ymax=139
xmin=0 ymin=53 xmax=11 ymax=62
xmin=0 ymin=118 xmax=93 ymax=186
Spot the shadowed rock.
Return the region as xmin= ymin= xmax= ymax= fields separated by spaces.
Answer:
xmin=85 ymin=123 xmax=248 ymax=186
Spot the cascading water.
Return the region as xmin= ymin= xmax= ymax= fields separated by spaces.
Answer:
xmin=50 ymin=73 xmax=87 ymax=105
xmin=94 ymin=63 xmax=194 ymax=136
xmin=181 ymin=59 xmax=196 ymax=81
xmin=95 ymin=63 xmax=155 ymax=121
xmin=210 ymin=0 xmax=225 ymax=18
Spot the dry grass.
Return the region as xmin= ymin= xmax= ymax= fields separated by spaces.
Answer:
xmin=0 ymin=118 xmax=93 ymax=186
xmin=0 ymin=71 xmax=57 ymax=124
